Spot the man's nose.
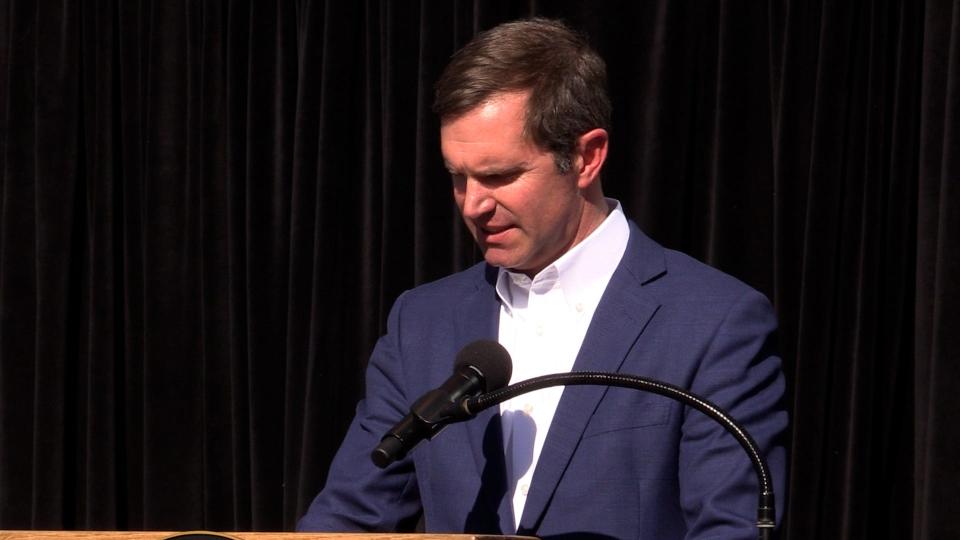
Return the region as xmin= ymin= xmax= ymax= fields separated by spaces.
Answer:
xmin=461 ymin=177 xmax=496 ymax=219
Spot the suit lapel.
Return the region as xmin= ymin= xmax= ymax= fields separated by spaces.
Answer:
xmin=517 ymin=224 xmax=666 ymax=533
xmin=453 ymin=265 xmax=517 ymax=533
xmin=456 ymin=264 xmax=502 ymax=472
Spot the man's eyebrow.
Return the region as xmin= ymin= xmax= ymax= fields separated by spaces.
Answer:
xmin=479 ymin=164 xmax=526 ymax=176
xmin=444 ymin=163 xmax=528 ymax=176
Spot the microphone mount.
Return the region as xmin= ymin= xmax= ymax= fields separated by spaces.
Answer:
xmin=461 ymin=371 xmax=777 ymax=540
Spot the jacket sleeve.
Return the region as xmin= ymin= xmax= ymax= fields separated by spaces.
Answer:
xmin=297 ymin=291 xmax=422 ymax=532
xmin=679 ymin=288 xmax=788 ymax=539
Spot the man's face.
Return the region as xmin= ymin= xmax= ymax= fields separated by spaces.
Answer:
xmin=440 ymin=91 xmax=589 ymax=276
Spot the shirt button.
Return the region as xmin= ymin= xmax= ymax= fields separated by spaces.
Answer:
xmin=575 ymin=302 xmax=584 ymax=313
xmin=523 ymin=403 xmax=534 ymax=415
xmin=520 ymin=483 xmax=530 ymax=496
xmin=536 ymin=324 xmax=544 ymax=336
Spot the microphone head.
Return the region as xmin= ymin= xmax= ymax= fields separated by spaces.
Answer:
xmin=455 ymin=340 xmax=513 ymax=392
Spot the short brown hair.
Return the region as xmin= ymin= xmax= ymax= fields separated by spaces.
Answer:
xmin=433 ymin=18 xmax=611 ymax=173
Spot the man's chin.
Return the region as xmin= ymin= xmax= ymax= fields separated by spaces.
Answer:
xmin=481 ymin=250 xmax=535 ymax=274
xmin=481 ymin=248 xmax=519 ymax=270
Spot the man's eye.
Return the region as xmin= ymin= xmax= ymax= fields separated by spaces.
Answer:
xmin=483 ymin=172 xmax=517 ymax=183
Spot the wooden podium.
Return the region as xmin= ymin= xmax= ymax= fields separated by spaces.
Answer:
xmin=0 ymin=533 xmax=533 ymax=540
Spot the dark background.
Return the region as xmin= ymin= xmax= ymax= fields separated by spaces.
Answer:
xmin=1 ymin=1 xmax=957 ymax=538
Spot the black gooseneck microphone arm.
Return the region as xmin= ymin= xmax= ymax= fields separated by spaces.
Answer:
xmin=461 ymin=371 xmax=777 ymax=540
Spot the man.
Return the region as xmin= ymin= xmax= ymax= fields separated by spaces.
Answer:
xmin=298 ymin=18 xmax=787 ymax=539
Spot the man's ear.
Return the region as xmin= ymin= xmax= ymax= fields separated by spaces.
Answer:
xmin=574 ymin=128 xmax=609 ymax=189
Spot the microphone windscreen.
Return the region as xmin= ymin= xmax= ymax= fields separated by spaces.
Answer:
xmin=455 ymin=340 xmax=513 ymax=392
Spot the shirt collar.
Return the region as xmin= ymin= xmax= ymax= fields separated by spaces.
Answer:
xmin=495 ymin=199 xmax=630 ymax=314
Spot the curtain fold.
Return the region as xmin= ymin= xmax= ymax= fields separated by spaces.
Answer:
xmin=1 ymin=1 xmax=958 ymax=537
xmin=915 ymin=1 xmax=960 ymax=538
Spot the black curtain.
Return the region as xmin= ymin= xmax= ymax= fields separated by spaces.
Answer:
xmin=1 ymin=1 xmax=957 ymax=538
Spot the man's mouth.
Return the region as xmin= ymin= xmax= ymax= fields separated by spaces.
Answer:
xmin=478 ymin=224 xmax=514 ymax=244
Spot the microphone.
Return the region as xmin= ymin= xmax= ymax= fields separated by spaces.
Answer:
xmin=370 ymin=340 xmax=512 ymax=468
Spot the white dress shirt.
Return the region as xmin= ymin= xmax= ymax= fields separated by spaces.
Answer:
xmin=495 ymin=200 xmax=630 ymax=529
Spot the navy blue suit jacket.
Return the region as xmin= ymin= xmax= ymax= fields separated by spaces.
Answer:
xmin=298 ymin=223 xmax=788 ymax=539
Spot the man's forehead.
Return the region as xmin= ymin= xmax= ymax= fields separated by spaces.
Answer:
xmin=440 ymin=90 xmax=530 ymax=126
